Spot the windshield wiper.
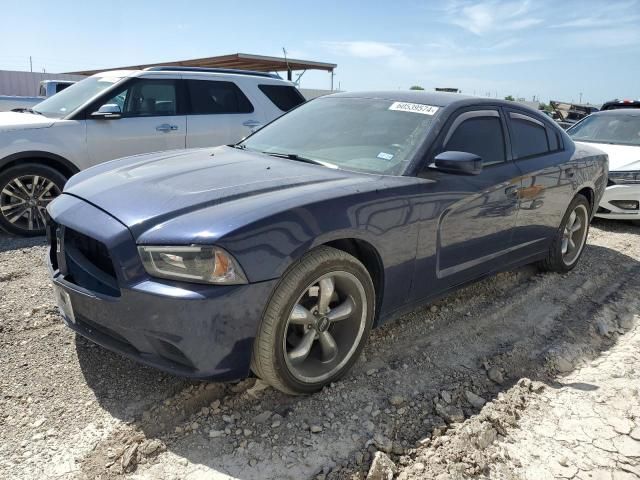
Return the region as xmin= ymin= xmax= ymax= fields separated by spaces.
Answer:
xmin=262 ymin=151 xmax=338 ymax=169
xmin=11 ymin=107 xmax=43 ymax=115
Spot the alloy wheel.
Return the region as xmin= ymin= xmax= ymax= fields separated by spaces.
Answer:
xmin=561 ymin=204 xmax=589 ymax=266
xmin=283 ymin=271 xmax=367 ymax=383
xmin=0 ymin=175 xmax=60 ymax=233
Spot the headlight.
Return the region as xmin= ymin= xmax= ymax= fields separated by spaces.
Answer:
xmin=609 ymin=171 xmax=640 ymax=184
xmin=138 ymin=245 xmax=247 ymax=285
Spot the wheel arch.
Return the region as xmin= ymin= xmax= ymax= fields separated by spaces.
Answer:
xmin=576 ymin=186 xmax=595 ymax=215
xmin=320 ymin=237 xmax=385 ymax=326
xmin=0 ymin=151 xmax=80 ymax=180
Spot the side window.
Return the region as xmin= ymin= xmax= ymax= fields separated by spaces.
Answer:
xmin=186 ymin=80 xmax=253 ymax=114
xmin=509 ymin=112 xmax=550 ymax=158
xmin=444 ymin=113 xmax=506 ymax=165
xmin=103 ymin=80 xmax=178 ymax=117
xmin=258 ymin=84 xmax=305 ymax=111
xmin=56 ymin=83 xmax=71 ymax=93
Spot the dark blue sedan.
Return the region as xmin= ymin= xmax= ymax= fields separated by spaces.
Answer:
xmin=46 ymin=92 xmax=607 ymax=394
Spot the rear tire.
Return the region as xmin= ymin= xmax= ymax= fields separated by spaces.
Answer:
xmin=538 ymin=194 xmax=591 ymax=273
xmin=251 ymin=246 xmax=375 ymax=394
xmin=0 ymin=163 xmax=66 ymax=236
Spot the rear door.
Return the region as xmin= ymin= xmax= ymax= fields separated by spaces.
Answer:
xmin=184 ymin=78 xmax=261 ymax=148
xmin=505 ymin=109 xmax=573 ymax=256
xmin=421 ymin=108 xmax=522 ymax=291
xmin=86 ymin=77 xmax=186 ymax=166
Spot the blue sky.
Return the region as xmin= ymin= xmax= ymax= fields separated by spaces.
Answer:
xmin=2 ymin=0 xmax=639 ymax=104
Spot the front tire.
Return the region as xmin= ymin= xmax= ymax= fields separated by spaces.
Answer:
xmin=0 ymin=163 xmax=66 ymax=236
xmin=538 ymin=194 xmax=591 ymax=273
xmin=251 ymin=246 xmax=375 ymax=394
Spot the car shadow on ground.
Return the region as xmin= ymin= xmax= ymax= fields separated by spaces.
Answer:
xmin=72 ymin=224 xmax=640 ymax=479
xmin=74 ymin=336 xmax=199 ymax=422
xmin=0 ymin=232 xmax=46 ymax=254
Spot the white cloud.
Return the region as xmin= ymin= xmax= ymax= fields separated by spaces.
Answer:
xmin=550 ymin=1 xmax=640 ymax=29
xmin=446 ymin=0 xmax=542 ymax=35
xmin=562 ymin=27 xmax=640 ymax=48
xmin=319 ymin=37 xmax=543 ymax=76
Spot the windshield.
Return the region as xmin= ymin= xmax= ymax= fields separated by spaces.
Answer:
xmin=33 ymin=75 xmax=123 ymax=118
xmin=568 ymin=113 xmax=640 ymax=146
xmin=240 ymin=97 xmax=438 ymax=175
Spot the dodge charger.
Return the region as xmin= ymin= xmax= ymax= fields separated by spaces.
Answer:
xmin=46 ymin=92 xmax=607 ymax=394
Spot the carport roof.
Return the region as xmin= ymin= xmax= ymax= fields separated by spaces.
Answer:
xmin=67 ymin=53 xmax=337 ymax=76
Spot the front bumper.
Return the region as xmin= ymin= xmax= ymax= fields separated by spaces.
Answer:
xmin=595 ymin=183 xmax=640 ymax=220
xmin=47 ymin=194 xmax=277 ymax=380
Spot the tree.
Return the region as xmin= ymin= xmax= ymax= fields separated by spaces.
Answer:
xmin=539 ymin=102 xmax=552 ymax=112
xmin=410 ymin=85 xmax=425 ymax=90
xmin=504 ymin=95 xmax=515 ymax=101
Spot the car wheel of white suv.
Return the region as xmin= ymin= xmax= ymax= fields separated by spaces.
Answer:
xmin=0 ymin=163 xmax=66 ymax=236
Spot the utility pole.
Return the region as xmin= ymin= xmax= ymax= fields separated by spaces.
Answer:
xmin=29 ymin=56 xmax=33 ymax=72
xmin=282 ymin=47 xmax=292 ymax=81
xmin=579 ymin=92 xmax=583 ymax=104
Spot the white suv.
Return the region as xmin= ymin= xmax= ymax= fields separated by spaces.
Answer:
xmin=0 ymin=67 xmax=305 ymax=236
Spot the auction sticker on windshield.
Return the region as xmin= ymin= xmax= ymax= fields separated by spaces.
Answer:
xmin=389 ymin=102 xmax=439 ymax=115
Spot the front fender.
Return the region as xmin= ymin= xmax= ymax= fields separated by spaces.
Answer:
xmin=217 ymin=187 xmax=423 ymax=319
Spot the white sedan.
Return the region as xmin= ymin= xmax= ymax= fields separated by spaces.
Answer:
xmin=568 ymin=109 xmax=640 ymax=223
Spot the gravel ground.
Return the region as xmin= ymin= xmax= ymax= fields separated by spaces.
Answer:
xmin=0 ymin=219 xmax=638 ymax=480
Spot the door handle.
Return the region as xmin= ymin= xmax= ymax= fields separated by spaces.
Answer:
xmin=242 ymin=120 xmax=262 ymax=129
xmin=156 ymin=124 xmax=178 ymax=132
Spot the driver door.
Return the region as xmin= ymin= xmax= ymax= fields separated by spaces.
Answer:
xmin=85 ymin=78 xmax=186 ymax=167
xmin=415 ymin=108 xmax=522 ymax=296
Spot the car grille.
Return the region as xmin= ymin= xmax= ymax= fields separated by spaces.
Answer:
xmin=46 ymin=222 xmax=121 ymax=297
xmin=46 ymin=218 xmax=59 ymax=270
xmin=63 ymin=228 xmax=120 ymax=297
xmin=64 ymin=228 xmax=117 ymax=279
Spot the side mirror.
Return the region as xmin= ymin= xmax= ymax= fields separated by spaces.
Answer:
xmin=91 ymin=103 xmax=121 ymax=119
xmin=432 ymin=151 xmax=482 ymax=175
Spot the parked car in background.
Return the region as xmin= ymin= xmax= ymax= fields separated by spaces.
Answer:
xmin=46 ymin=92 xmax=607 ymax=394
xmin=0 ymin=80 xmax=75 ymax=112
xmin=568 ymin=109 xmax=640 ymax=223
xmin=0 ymin=67 xmax=305 ymax=236
xmin=600 ymin=99 xmax=640 ymax=111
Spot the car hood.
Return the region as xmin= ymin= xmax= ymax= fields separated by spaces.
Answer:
xmin=0 ymin=111 xmax=57 ymax=132
xmin=65 ymin=146 xmax=378 ymax=239
xmin=577 ymin=142 xmax=640 ymax=171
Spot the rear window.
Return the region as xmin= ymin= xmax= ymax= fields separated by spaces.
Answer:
xmin=187 ymin=79 xmax=254 ymax=114
xmin=509 ymin=112 xmax=551 ymax=158
xmin=258 ymin=84 xmax=305 ymax=111
xmin=56 ymin=83 xmax=72 ymax=93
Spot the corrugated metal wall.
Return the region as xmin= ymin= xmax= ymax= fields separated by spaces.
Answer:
xmin=0 ymin=70 xmax=86 ymax=96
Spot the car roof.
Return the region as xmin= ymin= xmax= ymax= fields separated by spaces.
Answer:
xmin=601 ymin=99 xmax=640 ymax=110
xmin=90 ymin=68 xmax=292 ymax=84
xmin=327 ymin=90 xmax=537 ymax=111
xmin=590 ymin=108 xmax=640 ymax=117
